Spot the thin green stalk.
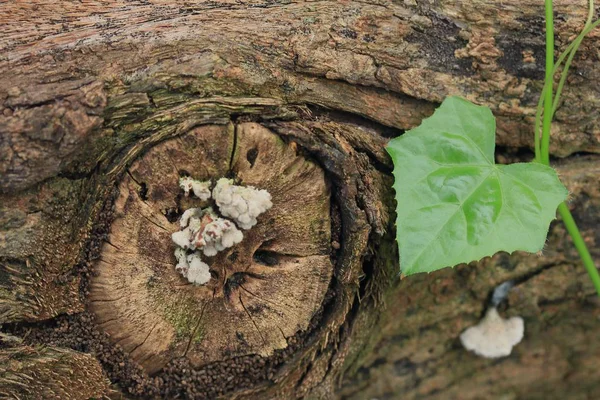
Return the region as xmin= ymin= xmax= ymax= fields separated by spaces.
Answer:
xmin=558 ymin=203 xmax=600 ymax=296
xmin=533 ymin=15 xmax=600 ymax=161
xmin=541 ymin=0 xmax=555 ymax=166
xmin=540 ymin=0 xmax=600 ymax=297
xmin=534 ymin=83 xmax=548 ymax=161
xmin=552 ymin=0 xmax=595 ymax=114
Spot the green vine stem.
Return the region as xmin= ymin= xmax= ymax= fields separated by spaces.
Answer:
xmin=558 ymin=203 xmax=600 ymax=293
xmin=533 ymin=17 xmax=600 ymax=160
xmin=551 ymin=0 xmax=595 ymax=114
xmin=540 ymin=0 xmax=600 ymax=297
xmin=540 ymin=0 xmax=555 ymax=165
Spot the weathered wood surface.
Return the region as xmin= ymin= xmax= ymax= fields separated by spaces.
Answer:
xmin=340 ymin=155 xmax=600 ymax=400
xmin=89 ymin=123 xmax=333 ymax=374
xmin=0 ymin=1 xmax=599 ymax=399
xmin=0 ymin=333 xmax=110 ymax=399
xmin=2 ymin=0 xmax=600 ymax=193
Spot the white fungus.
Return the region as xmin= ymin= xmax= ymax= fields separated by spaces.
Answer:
xmin=172 ymin=230 xmax=193 ymax=250
xmin=173 ymin=249 xmax=211 ymax=285
xmin=171 ymin=208 xmax=205 ymax=250
xmin=179 ymin=207 xmax=201 ymax=229
xmin=179 ymin=177 xmax=212 ymax=201
xmin=171 ymin=176 xmax=272 ymax=285
xmin=212 ymin=178 xmax=273 ymax=230
xmin=460 ymin=307 xmax=524 ymax=359
xmin=185 ymin=252 xmax=211 ymax=285
xmin=171 ymin=207 xmax=243 ymax=285
xmin=174 ymin=247 xmax=189 ymax=275
xmin=193 ymin=213 xmax=244 ymax=256
xmin=171 ymin=207 xmax=244 ymax=256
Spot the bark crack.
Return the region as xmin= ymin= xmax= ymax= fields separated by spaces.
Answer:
xmin=130 ymin=321 xmax=159 ymax=356
xmin=239 ymin=293 xmax=267 ymax=347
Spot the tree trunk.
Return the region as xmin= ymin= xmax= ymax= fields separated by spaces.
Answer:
xmin=1 ymin=1 xmax=599 ymax=399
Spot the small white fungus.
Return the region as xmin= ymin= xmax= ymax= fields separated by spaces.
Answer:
xmin=173 ymin=249 xmax=211 ymax=285
xmin=186 ymin=252 xmax=211 ymax=285
xmin=171 ymin=176 xmax=272 ymax=286
xmin=192 ymin=208 xmax=244 ymax=256
xmin=179 ymin=177 xmax=212 ymax=201
xmin=171 ymin=207 xmax=243 ymax=285
xmin=212 ymin=178 xmax=273 ymax=230
xmin=171 ymin=207 xmax=244 ymax=256
xmin=460 ymin=307 xmax=524 ymax=359
xmin=172 ymin=229 xmax=193 ymax=250
xmin=179 ymin=207 xmax=202 ymax=229
xmin=174 ymin=247 xmax=189 ymax=275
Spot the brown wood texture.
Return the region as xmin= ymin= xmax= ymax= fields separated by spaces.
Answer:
xmin=0 ymin=333 xmax=110 ymax=399
xmin=89 ymin=123 xmax=333 ymax=374
xmin=0 ymin=1 xmax=599 ymax=399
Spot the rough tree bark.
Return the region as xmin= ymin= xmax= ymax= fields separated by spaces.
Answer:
xmin=1 ymin=1 xmax=599 ymax=399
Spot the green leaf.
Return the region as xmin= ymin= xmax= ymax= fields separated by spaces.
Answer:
xmin=386 ymin=96 xmax=568 ymax=276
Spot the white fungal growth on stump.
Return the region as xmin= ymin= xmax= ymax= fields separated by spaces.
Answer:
xmin=174 ymin=248 xmax=190 ymax=275
xmin=172 ymin=207 xmax=244 ymax=255
xmin=460 ymin=307 xmax=524 ymax=359
xmin=212 ymin=178 xmax=273 ymax=230
xmin=192 ymin=209 xmax=244 ymax=257
xmin=174 ymin=248 xmax=211 ymax=285
xmin=171 ymin=177 xmax=272 ymax=285
xmin=179 ymin=207 xmax=202 ymax=229
xmin=186 ymin=252 xmax=212 ymax=285
xmin=179 ymin=177 xmax=212 ymax=201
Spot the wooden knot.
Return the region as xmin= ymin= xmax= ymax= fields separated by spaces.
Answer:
xmin=90 ymin=122 xmax=333 ymax=374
